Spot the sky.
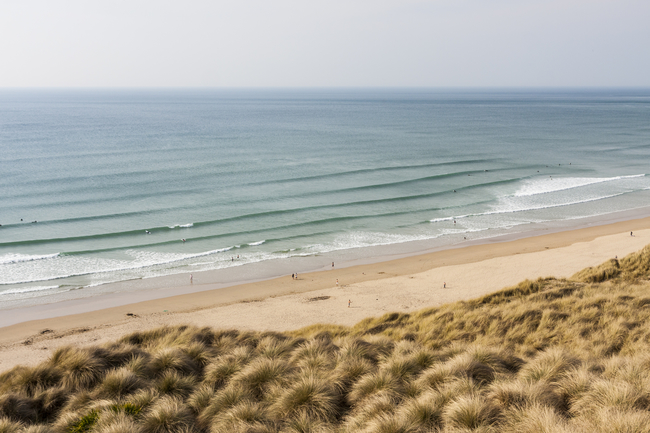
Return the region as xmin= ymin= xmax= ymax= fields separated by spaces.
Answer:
xmin=1 ymin=0 xmax=648 ymax=88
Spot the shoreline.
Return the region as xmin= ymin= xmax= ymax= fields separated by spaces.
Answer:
xmin=4 ymin=207 xmax=650 ymax=324
xmin=1 ymin=216 xmax=649 ymax=372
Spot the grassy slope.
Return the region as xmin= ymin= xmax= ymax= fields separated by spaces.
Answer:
xmin=1 ymin=245 xmax=650 ymax=433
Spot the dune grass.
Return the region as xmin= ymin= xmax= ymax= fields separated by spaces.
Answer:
xmin=1 ymin=245 xmax=650 ymax=432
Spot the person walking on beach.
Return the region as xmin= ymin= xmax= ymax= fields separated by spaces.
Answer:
xmin=190 ymin=274 xmax=193 ymax=283
xmin=348 ymin=299 xmax=351 ymax=308
xmin=336 ymin=279 xmax=339 ymax=286
xmin=443 ymin=282 xmax=446 ymax=288
xmin=332 ymin=262 xmax=335 ymax=269
xmin=631 ymin=231 xmax=634 ymax=236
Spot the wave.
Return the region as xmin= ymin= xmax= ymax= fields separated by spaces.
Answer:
xmin=514 ymin=174 xmax=646 ymax=197
xmin=0 ymin=253 xmax=60 ymax=265
xmin=431 ymin=191 xmax=629 ymax=224
xmin=428 ymin=216 xmax=469 ymax=223
xmin=304 ymin=231 xmax=444 ymax=255
xmin=243 ymin=158 xmax=502 ymax=187
xmin=286 ymin=167 xmax=531 ymax=197
xmin=168 ymin=223 xmax=194 ymax=229
xmin=0 ymin=187 xmax=198 ymax=213
xmin=0 ymin=245 xmax=241 ymax=286
xmin=248 ymin=240 xmax=266 ymax=246
xmin=0 ymin=285 xmax=59 ymax=296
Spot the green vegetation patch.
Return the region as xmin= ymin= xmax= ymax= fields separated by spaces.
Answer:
xmin=67 ymin=409 xmax=99 ymax=433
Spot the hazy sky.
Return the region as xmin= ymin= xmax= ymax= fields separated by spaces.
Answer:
xmin=1 ymin=0 xmax=648 ymax=88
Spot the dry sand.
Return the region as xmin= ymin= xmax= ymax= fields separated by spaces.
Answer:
xmin=1 ymin=218 xmax=649 ymax=373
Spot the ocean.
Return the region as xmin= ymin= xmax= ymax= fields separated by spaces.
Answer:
xmin=1 ymin=88 xmax=650 ymax=310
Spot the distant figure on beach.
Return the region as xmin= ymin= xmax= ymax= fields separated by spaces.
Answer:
xmin=348 ymin=300 xmax=351 ymax=308
xmin=292 ymin=273 xmax=295 ymax=280
xmin=295 ymin=272 xmax=298 ymax=279
xmin=336 ymin=279 xmax=339 ymax=286
xmin=332 ymin=262 xmax=334 ymax=269
xmin=190 ymin=274 xmax=193 ymax=283
xmin=444 ymin=282 xmax=446 ymax=288
xmin=631 ymin=231 xmax=634 ymax=236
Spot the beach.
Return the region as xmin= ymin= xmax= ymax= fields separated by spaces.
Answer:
xmin=1 ymin=216 xmax=648 ymax=373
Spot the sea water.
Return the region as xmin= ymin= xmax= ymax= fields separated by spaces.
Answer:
xmin=1 ymin=88 xmax=650 ymax=310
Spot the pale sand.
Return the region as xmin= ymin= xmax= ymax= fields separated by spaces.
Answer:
xmin=1 ymin=218 xmax=649 ymax=373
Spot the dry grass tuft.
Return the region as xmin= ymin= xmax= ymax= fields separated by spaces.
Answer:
xmin=210 ymin=400 xmax=272 ymax=433
xmin=20 ymin=424 xmax=57 ymax=433
xmin=395 ymin=390 xmax=445 ymax=431
xmin=442 ymin=394 xmax=501 ymax=430
xmin=502 ymin=403 xmax=571 ymax=433
xmin=518 ymin=348 xmax=580 ymax=384
xmin=186 ymin=385 xmax=215 ymax=415
xmin=154 ymin=370 xmax=196 ymax=398
xmin=49 ymin=346 xmax=107 ymax=390
xmin=139 ymin=396 xmax=194 ymax=433
xmin=231 ymin=357 xmax=293 ymax=399
xmin=269 ymin=374 xmax=340 ymax=422
xmin=342 ymin=393 xmax=398 ymax=432
xmin=93 ymin=409 xmax=139 ymax=433
xmin=347 ymin=370 xmax=405 ymax=406
xmin=95 ymin=367 xmax=144 ymax=399
xmin=197 ymin=385 xmax=252 ymax=429
xmin=279 ymin=411 xmax=333 ymax=433
xmin=202 ymin=346 xmax=253 ymax=390
xmin=0 ymin=417 xmax=23 ymax=433
xmin=149 ymin=348 xmax=200 ymax=378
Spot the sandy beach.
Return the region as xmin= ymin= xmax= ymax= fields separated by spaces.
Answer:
xmin=1 ymin=217 xmax=649 ymax=373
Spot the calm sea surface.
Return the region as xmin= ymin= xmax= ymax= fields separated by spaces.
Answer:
xmin=1 ymin=89 xmax=650 ymax=309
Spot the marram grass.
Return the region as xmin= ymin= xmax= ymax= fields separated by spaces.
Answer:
xmin=2 ymin=245 xmax=650 ymax=432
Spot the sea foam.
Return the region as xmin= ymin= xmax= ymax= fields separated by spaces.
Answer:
xmin=0 ymin=253 xmax=60 ymax=265
xmin=514 ymin=175 xmax=645 ymax=197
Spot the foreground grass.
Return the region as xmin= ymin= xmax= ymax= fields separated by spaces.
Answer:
xmin=2 ymin=245 xmax=650 ymax=432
